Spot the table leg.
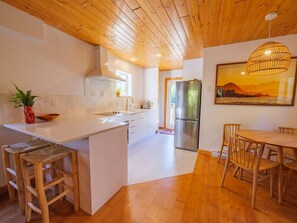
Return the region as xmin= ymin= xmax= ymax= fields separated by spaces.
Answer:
xmin=277 ymin=147 xmax=284 ymax=204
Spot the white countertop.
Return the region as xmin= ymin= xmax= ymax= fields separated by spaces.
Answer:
xmin=92 ymin=109 xmax=150 ymax=117
xmin=3 ymin=116 xmax=127 ymax=144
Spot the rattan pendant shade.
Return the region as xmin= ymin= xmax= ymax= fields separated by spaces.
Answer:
xmin=247 ymin=12 xmax=291 ymax=76
xmin=247 ymin=41 xmax=291 ymax=76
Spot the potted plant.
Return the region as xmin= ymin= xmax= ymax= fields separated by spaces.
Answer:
xmin=10 ymin=83 xmax=37 ymax=124
xmin=116 ymin=88 xmax=121 ymax=97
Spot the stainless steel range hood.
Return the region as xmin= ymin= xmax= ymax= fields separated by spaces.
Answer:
xmin=85 ymin=46 xmax=125 ymax=82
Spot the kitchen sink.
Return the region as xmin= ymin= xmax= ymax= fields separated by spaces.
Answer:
xmin=118 ymin=110 xmax=137 ymax=115
xmin=93 ymin=111 xmax=124 ymax=117
xmin=94 ymin=110 xmax=140 ymax=117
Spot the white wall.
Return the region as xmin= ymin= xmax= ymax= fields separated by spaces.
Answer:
xmin=0 ymin=12 xmax=93 ymax=96
xmin=143 ymin=68 xmax=159 ymax=109
xmin=159 ymin=69 xmax=183 ymax=128
xmin=0 ymin=1 xmax=43 ymax=40
xmin=0 ymin=1 xmax=145 ymax=187
xmin=182 ymin=58 xmax=203 ymax=81
xmin=0 ymin=1 xmax=144 ymax=100
xmin=143 ymin=68 xmax=160 ymax=131
xmin=200 ymin=34 xmax=297 ymax=152
xmin=108 ymin=53 xmax=144 ymax=106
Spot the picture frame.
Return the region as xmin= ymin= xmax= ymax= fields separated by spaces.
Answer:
xmin=214 ymin=57 xmax=297 ymax=106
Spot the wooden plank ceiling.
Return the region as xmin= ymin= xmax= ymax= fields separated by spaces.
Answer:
xmin=2 ymin=0 xmax=297 ymax=70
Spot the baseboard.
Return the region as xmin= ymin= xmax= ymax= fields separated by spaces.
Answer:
xmin=198 ymin=149 xmax=212 ymax=156
xmin=0 ymin=185 xmax=8 ymax=195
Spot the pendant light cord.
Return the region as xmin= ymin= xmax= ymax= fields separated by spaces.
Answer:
xmin=268 ymin=19 xmax=272 ymax=38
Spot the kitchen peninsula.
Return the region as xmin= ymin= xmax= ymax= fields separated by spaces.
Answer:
xmin=4 ymin=116 xmax=128 ymax=215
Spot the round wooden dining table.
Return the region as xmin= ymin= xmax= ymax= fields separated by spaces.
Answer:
xmin=236 ymin=129 xmax=297 ymax=204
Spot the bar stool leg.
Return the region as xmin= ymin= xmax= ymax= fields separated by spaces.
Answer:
xmin=21 ymin=156 xmax=32 ymax=222
xmin=71 ymin=151 xmax=79 ymax=211
xmin=13 ymin=153 xmax=25 ymax=214
xmin=35 ymin=163 xmax=49 ymax=223
xmin=45 ymin=162 xmax=58 ymax=196
xmin=2 ymin=147 xmax=16 ymax=201
xmin=55 ymin=159 xmax=64 ymax=198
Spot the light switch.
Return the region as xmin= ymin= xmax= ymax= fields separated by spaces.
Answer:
xmin=205 ymin=86 xmax=211 ymax=93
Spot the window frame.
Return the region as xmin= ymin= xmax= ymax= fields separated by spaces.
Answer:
xmin=116 ymin=70 xmax=132 ymax=97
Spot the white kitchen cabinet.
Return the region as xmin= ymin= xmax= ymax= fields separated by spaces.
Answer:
xmin=136 ymin=115 xmax=146 ymax=142
xmin=129 ymin=116 xmax=137 ymax=145
xmin=146 ymin=109 xmax=158 ymax=137
xmin=127 ymin=112 xmax=146 ymax=146
xmin=111 ymin=110 xmax=158 ymax=147
xmin=4 ymin=117 xmax=128 ymax=215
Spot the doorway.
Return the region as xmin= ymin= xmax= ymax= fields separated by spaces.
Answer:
xmin=164 ymin=77 xmax=182 ymax=130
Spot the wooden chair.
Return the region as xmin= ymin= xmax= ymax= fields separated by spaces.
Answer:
xmin=266 ymin=127 xmax=297 ymax=160
xmin=283 ymin=161 xmax=297 ymax=199
xmin=279 ymin=127 xmax=297 ymax=134
xmin=277 ymin=127 xmax=297 ymax=200
xmin=21 ymin=144 xmax=79 ymax=223
xmin=217 ymin=124 xmax=241 ymax=164
xmin=1 ymin=140 xmax=51 ymax=214
xmin=221 ymin=136 xmax=279 ymax=208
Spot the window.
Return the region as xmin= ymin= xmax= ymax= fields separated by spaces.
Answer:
xmin=116 ymin=70 xmax=132 ymax=96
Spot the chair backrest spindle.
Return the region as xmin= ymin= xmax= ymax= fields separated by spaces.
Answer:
xmin=228 ymin=136 xmax=265 ymax=170
xmin=223 ymin=124 xmax=241 ymax=146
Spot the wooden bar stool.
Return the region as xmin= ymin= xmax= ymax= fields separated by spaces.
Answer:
xmin=1 ymin=139 xmax=51 ymax=214
xmin=21 ymin=144 xmax=79 ymax=223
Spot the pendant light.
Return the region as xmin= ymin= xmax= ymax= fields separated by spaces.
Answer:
xmin=247 ymin=12 xmax=291 ymax=76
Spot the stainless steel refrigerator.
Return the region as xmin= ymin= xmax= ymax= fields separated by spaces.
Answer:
xmin=174 ymin=79 xmax=202 ymax=151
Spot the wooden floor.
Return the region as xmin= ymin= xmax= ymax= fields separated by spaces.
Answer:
xmin=1 ymin=154 xmax=297 ymax=223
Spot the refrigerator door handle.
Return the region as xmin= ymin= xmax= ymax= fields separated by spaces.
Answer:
xmin=175 ymin=118 xmax=198 ymax=122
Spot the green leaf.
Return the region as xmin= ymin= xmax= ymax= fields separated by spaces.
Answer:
xmin=10 ymin=82 xmax=37 ymax=107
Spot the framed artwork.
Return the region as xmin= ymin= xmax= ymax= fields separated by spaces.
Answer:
xmin=214 ymin=57 xmax=297 ymax=106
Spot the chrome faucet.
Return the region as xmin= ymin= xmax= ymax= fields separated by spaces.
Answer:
xmin=125 ymin=96 xmax=134 ymax=111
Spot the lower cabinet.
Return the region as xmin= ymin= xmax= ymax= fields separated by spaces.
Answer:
xmin=112 ymin=110 xmax=158 ymax=147
xmin=129 ymin=117 xmax=137 ymax=145
xmin=128 ymin=113 xmax=146 ymax=146
xmin=147 ymin=109 xmax=158 ymax=136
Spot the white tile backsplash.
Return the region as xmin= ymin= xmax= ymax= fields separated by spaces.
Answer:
xmin=0 ymin=80 xmax=139 ymax=124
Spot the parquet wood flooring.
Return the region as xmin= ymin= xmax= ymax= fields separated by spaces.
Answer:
xmin=0 ymin=154 xmax=296 ymax=223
